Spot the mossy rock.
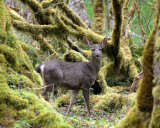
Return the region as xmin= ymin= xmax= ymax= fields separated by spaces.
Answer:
xmin=94 ymin=93 xmax=136 ymax=113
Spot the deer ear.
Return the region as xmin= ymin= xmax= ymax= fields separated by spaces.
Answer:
xmin=83 ymin=36 xmax=92 ymax=47
xmin=100 ymin=37 xmax=107 ymax=48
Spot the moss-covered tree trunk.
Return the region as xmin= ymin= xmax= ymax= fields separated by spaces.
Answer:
xmin=114 ymin=0 xmax=160 ymax=127
xmin=93 ymin=0 xmax=105 ymax=34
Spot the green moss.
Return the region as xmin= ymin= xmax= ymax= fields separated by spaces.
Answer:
xmin=0 ymin=0 xmax=7 ymax=43
xmin=99 ymin=62 xmax=114 ymax=78
xmin=129 ymin=63 xmax=138 ymax=80
xmin=6 ymin=24 xmax=18 ymax=48
xmin=18 ymin=91 xmax=72 ymax=128
xmin=96 ymin=69 xmax=113 ymax=93
xmin=0 ymin=1 xmax=72 ymax=127
xmin=0 ymin=88 xmax=29 ymax=109
xmin=0 ymin=66 xmax=7 ymax=84
xmin=63 ymin=50 xmax=88 ymax=62
xmin=114 ymin=106 xmax=142 ymax=128
xmin=0 ymin=103 xmax=17 ymax=127
xmin=0 ymin=44 xmax=18 ymax=67
xmin=111 ymin=0 xmax=123 ymax=60
xmin=32 ymin=34 xmax=58 ymax=57
xmin=58 ymin=3 xmax=88 ymax=28
xmin=42 ymin=0 xmax=63 ymax=8
xmin=93 ymin=0 xmax=105 ymax=34
xmin=94 ymin=93 xmax=136 ymax=112
xmin=137 ymin=20 xmax=156 ymax=112
xmin=32 ymin=71 xmax=42 ymax=87
xmin=55 ymin=94 xmax=71 ymax=107
xmin=8 ymin=8 xmax=25 ymax=22
xmin=149 ymin=86 xmax=160 ymax=128
xmin=0 ymin=54 xmax=7 ymax=68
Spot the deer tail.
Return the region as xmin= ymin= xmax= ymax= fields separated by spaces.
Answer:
xmin=35 ymin=64 xmax=42 ymax=74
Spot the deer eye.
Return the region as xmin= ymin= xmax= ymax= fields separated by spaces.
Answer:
xmin=99 ymin=48 xmax=102 ymax=50
xmin=92 ymin=48 xmax=95 ymax=51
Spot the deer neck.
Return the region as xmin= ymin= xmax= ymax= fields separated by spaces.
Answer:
xmin=88 ymin=56 xmax=101 ymax=75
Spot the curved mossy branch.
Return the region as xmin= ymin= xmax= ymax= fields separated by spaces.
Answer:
xmin=59 ymin=13 xmax=107 ymax=44
xmin=12 ymin=20 xmax=58 ymax=35
xmin=93 ymin=0 xmax=105 ymax=34
xmin=8 ymin=8 xmax=25 ymax=22
xmin=41 ymin=0 xmax=64 ymax=8
xmin=32 ymin=34 xmax=58 ymax=58
xmin=50 ymin=10 xmax=78 ymax=36
xmin=19 ymin=0 xmax=42 ymax=13
xmin=11 ymin=0 xmax=114 ymax=59
xmin=66 ymin=38 xmax=83 ymax=54
xmin=9 ymin=8 xmax=58 ymax=59
xmin=58 ymin=3 xmax=88 ymax=28
xmin=128 ymin=0 xmax=136 ymax=22
xmin=19 ymin=0 xmax=52 ymax=25
xmin=14 ymin=0 xmax=116 ymax=62
xmin=136 ymin=1 xmax=146 ymax=43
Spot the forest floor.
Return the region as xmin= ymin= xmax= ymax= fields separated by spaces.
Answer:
xmin=55 ymin=105 xmax=128 ymax=128
xmin=53 ymin=87 xmax=132 ymax=128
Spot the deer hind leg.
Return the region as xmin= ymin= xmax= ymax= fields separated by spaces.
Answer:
xmin=66 ymin=90 xmax=80 ymax=115
xmin=82 ymin=88 xmax=91 ymax=116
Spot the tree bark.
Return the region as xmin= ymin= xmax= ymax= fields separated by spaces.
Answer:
xmin=68 ymin=0 xmax=90 ymax=27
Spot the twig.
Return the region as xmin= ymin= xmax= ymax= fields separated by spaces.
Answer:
xmin=34 ymin=84 xmax=53 ymax=90
xmin=146 ymin=7 xmax=154 ymax=33
xmin=67 ymin=37 xmax=84 ymax=54
xmin=129 ymin=30 xmax=147 ymax=41
xmin=25 ymin=37 xmax=30 ymax=43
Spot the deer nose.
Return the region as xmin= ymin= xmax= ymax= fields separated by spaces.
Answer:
xmin=96 ymin=53 xmax=100 ymax=57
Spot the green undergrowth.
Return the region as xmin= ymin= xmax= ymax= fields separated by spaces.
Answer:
xmin=52 ymin=91 xmax=136 ymax=127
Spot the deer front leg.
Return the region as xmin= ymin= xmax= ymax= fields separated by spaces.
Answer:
xmin=66 ymin=90 xmax=80 ymax=115
xmin=41 ymin=84 xmax=54 ymax=101
xmin=82 ymin=88 xmax=91 ymax=116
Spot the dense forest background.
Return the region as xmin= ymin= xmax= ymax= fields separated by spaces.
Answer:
xmin=0 ymin=0 xmax=160 ymax=127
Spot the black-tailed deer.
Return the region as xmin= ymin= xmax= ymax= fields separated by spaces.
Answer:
xmin=36 ymin=37 xmax=107 ymax=115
